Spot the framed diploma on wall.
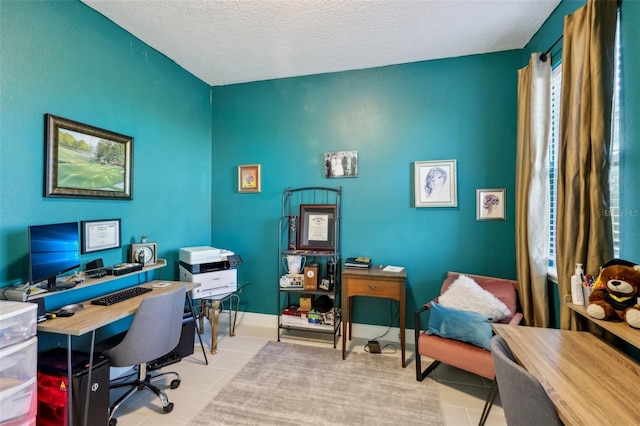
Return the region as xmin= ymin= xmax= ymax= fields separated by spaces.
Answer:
xmin=298 ymin=204 xmax=336 ymax=250
xmin=81 ymin=218 xmax=122 ymax=254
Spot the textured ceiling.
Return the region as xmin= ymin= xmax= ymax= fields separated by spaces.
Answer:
xmin=81 ymin=0 xmax=560 ymax=86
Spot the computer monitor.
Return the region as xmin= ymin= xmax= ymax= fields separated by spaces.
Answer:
xmin=28 ymin=221 xmax=80 ymax=291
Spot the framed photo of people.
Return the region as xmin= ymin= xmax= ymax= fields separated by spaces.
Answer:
xmin=414 ymin=160 xmax=457 ymax=207
xmin=325 ymin=150 xmax=358 ymax=178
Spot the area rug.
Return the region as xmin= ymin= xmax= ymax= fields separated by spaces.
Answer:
xmin=188 ymin=341 xmax=444 ymax=425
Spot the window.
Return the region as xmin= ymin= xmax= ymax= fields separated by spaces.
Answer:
xmin=547 ymin=22 xmax=621 ymax=273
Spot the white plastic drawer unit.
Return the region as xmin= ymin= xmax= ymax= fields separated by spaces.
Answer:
xmin=0 ymin=337 xmax=38 ymax=386
xmin=0 ymin=301 xmax=37 ymax=350
xmin=0 ymin=337 xmax=38 ymax=424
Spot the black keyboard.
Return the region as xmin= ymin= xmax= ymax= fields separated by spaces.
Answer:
xmin=91 ymin=287 xmax=152 ymax=306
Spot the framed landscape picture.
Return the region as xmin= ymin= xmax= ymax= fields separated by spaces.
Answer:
xmin=44 ymin=114 xmax=133 ymax=200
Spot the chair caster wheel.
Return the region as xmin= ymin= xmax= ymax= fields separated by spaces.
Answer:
xmin=170 ymin=379 xmax=181 ymax=389
xmin=109 ymin=419 xmax=117 ymax=426
xmin=163 ymin=402 xmax=174 ymax=413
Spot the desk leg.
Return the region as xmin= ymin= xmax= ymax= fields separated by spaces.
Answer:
xmin=210 ymin=300 xmax=221 ymax=354
xmin=186 ymin=294 xmax=208 ymax=365
xmin=229 ymin=294 xmax=240 ymax=336
xmin=342 ymin=296 xmax=348 ymax=360
xmin=348 ymin=296 xmax=354 ymax=340
xmin=400 ymin=297 xmax=406 ymax=368
xmin=67 ymin=335 xmax=73 ymax=426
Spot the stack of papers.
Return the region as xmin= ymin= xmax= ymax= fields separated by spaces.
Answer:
xmin=345 ymin=257 xmax=371 ymax=268
xmin=382 ymin=265 xmax=404 ymax=273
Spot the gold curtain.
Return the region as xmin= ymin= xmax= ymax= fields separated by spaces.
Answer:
xmin=557 ymin=0 xmax=617 ymax=330
xmin=516 ymin=54 xmax=551 ymax=327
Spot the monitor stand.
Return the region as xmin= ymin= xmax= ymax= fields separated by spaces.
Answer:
xmin=38 ymin=277 xmax=77 ymax=292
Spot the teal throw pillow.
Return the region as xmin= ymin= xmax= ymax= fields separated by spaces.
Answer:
xmin=427 ymin=302 xmax=492 ymax=350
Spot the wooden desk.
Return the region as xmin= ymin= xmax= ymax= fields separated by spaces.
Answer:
xmin=493 ymin=324 xmax=640 ymax=425
xmin=342 ymin=266 xmax=406 ymax=367
xmin=37 ymin=280 xmax=199 ymax=426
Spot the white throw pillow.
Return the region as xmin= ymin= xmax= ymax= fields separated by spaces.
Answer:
xmin=438 ymin=275 xmax=510 ymax=321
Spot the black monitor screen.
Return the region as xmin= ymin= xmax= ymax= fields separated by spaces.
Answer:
xmin=28 ymin=221 xmax=80 ymax=288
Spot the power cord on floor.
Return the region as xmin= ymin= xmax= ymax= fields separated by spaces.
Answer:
xmin=364 ymin=300 xmax=400 ymax=354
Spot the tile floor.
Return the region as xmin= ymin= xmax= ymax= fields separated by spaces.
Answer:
xmin=110 ymin=315 xmax=506 ymax=426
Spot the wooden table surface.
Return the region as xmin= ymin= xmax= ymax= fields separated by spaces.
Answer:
xmin=493 ymin=324 xmax=640 ymax=426
xmin=38 ymin=280 xmax=197 ymax=336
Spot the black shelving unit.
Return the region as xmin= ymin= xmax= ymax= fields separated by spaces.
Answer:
xmin=277 ymin=186 xmax=341 ymax=347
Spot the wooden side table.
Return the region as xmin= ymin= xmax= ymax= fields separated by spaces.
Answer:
xmin=341 ymin=266 xmax=407 ymax=367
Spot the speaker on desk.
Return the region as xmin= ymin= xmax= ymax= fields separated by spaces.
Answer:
xmin=86 ymin=258 xmax=104 ymax=270
xmin=85 ymin=258 xmax=107 ymax=278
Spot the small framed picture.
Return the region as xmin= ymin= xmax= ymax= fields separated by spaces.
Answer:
xmin=476 ymin=189 xmax=506 ymax=220
xmin=81 ymin=219 xmax=121 ymax=254
xmin=414 ymin=160 xmax=457 ymax=207
xmin=325 ymin=151 xmax=358 ymax=178
xmin=238 ymin=164 xmax=261 ymax=193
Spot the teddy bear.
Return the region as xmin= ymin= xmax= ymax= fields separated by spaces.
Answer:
xmin=586 ymin=258 xmax=640 ymax=328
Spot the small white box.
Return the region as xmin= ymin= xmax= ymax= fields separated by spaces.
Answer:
xmin=0 ymin=301 xmax=37 ymax=350
xmin=179 ymin=266 xmax=237 ymax=299
xmin=179 ymin=246 xmax=234 ymax=265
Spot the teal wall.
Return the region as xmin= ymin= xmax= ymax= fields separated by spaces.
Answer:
xmin=211 ymin=52 xmax=522 ymax=327
xmin=0 ymin=0 xmax=212 ymax=327
xmin=2 ymin=0 xmax=637 ymax=336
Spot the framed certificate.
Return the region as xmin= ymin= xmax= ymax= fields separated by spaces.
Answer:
xmin=81 ymin=219 xmax=122 ymax=254
xmin=298 ymin=204 xmax=336 ymax=250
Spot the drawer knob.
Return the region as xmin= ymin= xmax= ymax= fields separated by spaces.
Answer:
xmin=369 ymin=284 xmax=377 ymax=289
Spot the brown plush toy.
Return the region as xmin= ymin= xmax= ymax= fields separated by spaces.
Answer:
xmin=586 ymin=259 xmax=640 ymax=328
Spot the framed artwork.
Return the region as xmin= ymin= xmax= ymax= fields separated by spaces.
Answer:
xmin=45 ymin=114 xmax=133 ymax=200
xmin=414 ymin=160 xmax=457 ymax=207
xmin=238 ymin=164 xmax=261 ymax=193
xmin=298 ymin=204 xmax=337 ymax=250
xmin=325 ymin=150 xmax=358 ymax=178
xmin=476 ymin=189 xmax=506 ymax=220
xmin=81 ymin=219 xmax=122 ymax=254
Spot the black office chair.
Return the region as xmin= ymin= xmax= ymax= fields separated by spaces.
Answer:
xmin=490 ymin=335 xmax=562 ymax=426
xmin=100 ymin=285 xmax=186 ymax=425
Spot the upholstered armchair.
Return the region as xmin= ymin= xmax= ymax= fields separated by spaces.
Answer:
xmin=414 ymin=271 xmax=522 ymax=425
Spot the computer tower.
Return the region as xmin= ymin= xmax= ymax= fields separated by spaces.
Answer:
xmin=37 ymin=349 xmax=110 ymax=426
xmin=147 ymin=311 xmax=195 ymax=371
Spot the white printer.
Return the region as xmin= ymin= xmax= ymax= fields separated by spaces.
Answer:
xmin=178 ymin=246 xmax=242 ymax=299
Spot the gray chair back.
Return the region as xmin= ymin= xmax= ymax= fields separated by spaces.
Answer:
xmin=491 ymin=335 xmax=562 ymax=426
xmin=104 ymin=285 xmax=186 ymax=367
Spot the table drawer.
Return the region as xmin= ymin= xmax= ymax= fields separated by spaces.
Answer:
xmin=345 ymin=278 xmax=401 ymax=298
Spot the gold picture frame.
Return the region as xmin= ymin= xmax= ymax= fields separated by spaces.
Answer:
xmin=45 ymin=114 xmax=133 ymax=200
xmin=238 ymin=164 xmax=261 ymax=193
